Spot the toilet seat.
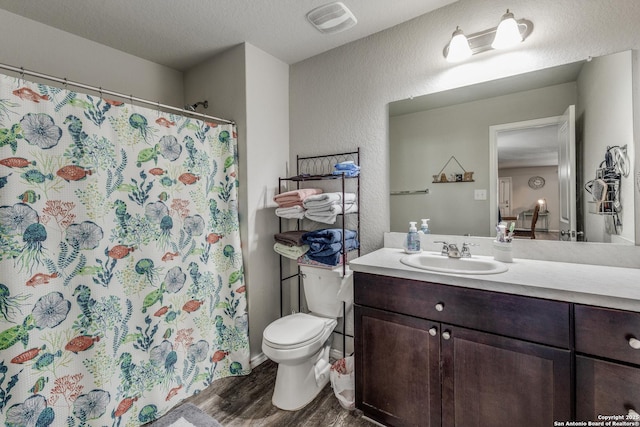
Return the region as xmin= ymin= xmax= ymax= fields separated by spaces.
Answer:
xmin=263 ymin=313 xmax=334 ymax=350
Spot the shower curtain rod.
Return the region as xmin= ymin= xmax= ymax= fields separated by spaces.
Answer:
xmin=0 ymin=62 xmax=235 ymax=125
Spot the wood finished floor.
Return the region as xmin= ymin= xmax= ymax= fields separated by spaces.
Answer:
xmin=175 ymin=359 xmax=375 ymax=426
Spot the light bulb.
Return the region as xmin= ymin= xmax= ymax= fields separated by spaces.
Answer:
xmin=492 ymin=9 xmax=522 ymax=50
xmin=446 ymin=26 xmax=472 ymax=63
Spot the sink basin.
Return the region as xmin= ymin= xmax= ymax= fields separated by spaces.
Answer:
xmin=400 ymin=252 xmax=508 ymax=275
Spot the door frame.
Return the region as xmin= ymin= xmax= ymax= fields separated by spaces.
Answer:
xmin=489 ymin=115 xmax=564 ymax=237
xmin=498 ymin=176 xmax=513 ymax=217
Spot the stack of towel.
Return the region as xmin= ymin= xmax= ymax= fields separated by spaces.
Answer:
xmin=273 ymin=188 xmax=323 ymax=219
xmin=332 ymin=161 xmax=360 ymax=177
xmin=273 ymin=230 xmax=309 ymax=260
xmin=302 ymin=192 xmax=358 ymax=224
xmin=300 ymin=228 xmax=359 ymax=266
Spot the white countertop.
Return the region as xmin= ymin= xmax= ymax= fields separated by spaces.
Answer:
xmin=349 ymin=248 xmax=640 ymax=312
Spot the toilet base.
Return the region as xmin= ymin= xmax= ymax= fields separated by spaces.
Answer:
xmin=271 ymin=351 xmax=331 ymax=411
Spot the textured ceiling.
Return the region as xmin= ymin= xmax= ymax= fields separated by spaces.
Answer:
xmin=0 ymin=0 xmax=457 ymax=70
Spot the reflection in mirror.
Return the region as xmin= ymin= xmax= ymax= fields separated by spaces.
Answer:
xmin=389 ymin=50 xmax=635 ymax=245
xmin=494 ymin=118 xmax=563 ymax=238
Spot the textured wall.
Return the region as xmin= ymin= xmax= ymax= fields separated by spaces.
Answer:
xmin=290 ymin=0 xmax=640 ymax=253
xmin=0 ymin=9 xmax=184 ymax=106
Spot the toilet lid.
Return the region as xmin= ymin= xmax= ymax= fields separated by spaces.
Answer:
xmin=263 ymin=313 xmax=330 ymax=347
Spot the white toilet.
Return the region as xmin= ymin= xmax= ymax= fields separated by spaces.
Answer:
xmin=262 ymin=264 xmax=350 ymax=411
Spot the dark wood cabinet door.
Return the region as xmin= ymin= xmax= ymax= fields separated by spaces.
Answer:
xmin=441 ymin=325 xmax=571 ymax=427
xmin=576 ymin=355 xmax=640 ymax=420
xmin=355 ymin=305 xmax=441 ymax=427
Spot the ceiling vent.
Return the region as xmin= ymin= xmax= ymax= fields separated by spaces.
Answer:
xmin=306 ymin=2 xmax=357 ymax=34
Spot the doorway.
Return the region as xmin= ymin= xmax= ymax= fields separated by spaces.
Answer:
xmin=489 ymin=111 xmax=575 ymax=239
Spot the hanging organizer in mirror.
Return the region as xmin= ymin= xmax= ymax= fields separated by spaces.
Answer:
xmin=432 ymin=155 xmax=475 ymax=183
xmin=585 ymin=145 xmax=629 ymax=233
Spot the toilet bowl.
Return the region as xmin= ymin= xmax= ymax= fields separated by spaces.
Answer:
xmin=262 ymin=265 xmax=351 ymax=411
xmin=262 ymin=313 xmax=337 ymax=410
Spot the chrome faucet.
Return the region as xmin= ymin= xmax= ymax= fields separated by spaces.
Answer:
xmin=461 ymin=242 xmax=477 ymax=258
xmin=435 ymin=241 xmax=461 ymax=258
xmin=434 ymin=241 xmax=449 ymax=256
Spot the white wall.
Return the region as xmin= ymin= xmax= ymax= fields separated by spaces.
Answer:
xmin=500 ymin=166 xmax=559 ymax=231
xmin=290 ymin=0 xmax=640 ymax=252
xmin=184 ymin=43 xmax=290 ymax=363
xmin=0 ymin=9 xmax=183 ymax=106
xmin=244 ymin=44 xmax=290 ymax=362
xmin=578 ymin=50 xmax=635 ymax=244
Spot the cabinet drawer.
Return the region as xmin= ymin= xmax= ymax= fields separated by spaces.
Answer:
xmin=575 ymin=305 xmax=640 ymax=365
xmin=576 ymin=355 xmax=640 ymax=420
xmin=354 ymin=272 xmax=570 ymax=348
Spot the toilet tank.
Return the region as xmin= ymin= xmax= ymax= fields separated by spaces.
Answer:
xmin=301 ymin=265 xmax=350 ymax=318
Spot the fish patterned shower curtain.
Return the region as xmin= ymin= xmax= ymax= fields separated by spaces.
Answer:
xmin=0 ymin=73 xmax=249 ymax=426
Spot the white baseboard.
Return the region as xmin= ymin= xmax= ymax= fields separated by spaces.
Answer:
xmin=250 ymin=352 xmax=268 ymax=369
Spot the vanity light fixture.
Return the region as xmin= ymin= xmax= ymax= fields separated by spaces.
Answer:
xmin=492 ymin=9 xmax=523 ymax=49
xmin=446 ymin=26 xmax=472 ymax=63
xmin=444 ymin=9 xmax=533 ymax=63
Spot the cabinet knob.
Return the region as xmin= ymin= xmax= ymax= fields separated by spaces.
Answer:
xmin=442 ymin=330 xmax=451 ymax=340
xmin=429 ymin=327 xmax=437 ymax=336
xmin=435 ymin=303 xmax=445 ymax=312
xmin=629 ymin=337 xmax=640 ymax=350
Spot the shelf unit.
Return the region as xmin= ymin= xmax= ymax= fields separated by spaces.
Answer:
xmin=277 ymin=149 xmax=360 ymax=357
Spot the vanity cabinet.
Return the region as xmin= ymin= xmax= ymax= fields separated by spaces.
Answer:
xmin=357 ymin=305 xmax=441 ymax=426
xmin=354 ymin=272 xmax=572 ymax=427
xmin=575 ymin=305 xmax=640 ymax=419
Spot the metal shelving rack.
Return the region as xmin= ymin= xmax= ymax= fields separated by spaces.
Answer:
xmin=277 ymin=148 xmax=360 ymax=357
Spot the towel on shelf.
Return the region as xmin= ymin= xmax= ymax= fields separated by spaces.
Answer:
xmin=302 ymin=192 xmax=357 ymax=209
xmin=304 ymin=203 xmax=358 ymax=224
xmin=274 ymin=230 xmax=308 ymax=247
xmin=275 ymin=205 xmax=306 ymax=219
xmin=333 ymin=161 xmax=360 ymax=177
xmin=298 ymin=253 xmax=345 ymax=268
xmin=334 ymin=161 xmax=360 ymax=171
xmin=332 ymin=169 xmax=360 ymax=177
xmin=306 ymin=238 xmax=359 ymax=257
xmin=302 ymin=228 xmax=358 ymax=246
xmin=274 ymin=188 xmax=323 ymax=208
xmin=302 ymin=228 xmax=359 ymax=266
xmin=274 ymin=242 xmax=309 ymax=260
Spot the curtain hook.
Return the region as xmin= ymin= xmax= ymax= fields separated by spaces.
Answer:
xmin=63 ymin=77 xmax=68 ymax=89
xmin=99 ymin=86 xmax=103 ymax=98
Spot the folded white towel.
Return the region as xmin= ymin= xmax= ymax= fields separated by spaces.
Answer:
xmin=304 ymin=203 xmax=358 ymax=224
xmin=275 ymin=205 xmax=306 ymax=219
xmin=273 ymin=242 xmax=309 ymax=260
xmin=303 ymin=192 xmax=357 ymax=209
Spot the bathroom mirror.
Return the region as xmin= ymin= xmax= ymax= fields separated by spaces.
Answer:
xmin=389 ymin=50 xmax=635 ymax=244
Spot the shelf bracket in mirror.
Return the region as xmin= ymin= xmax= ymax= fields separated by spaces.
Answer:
xmin=391 ymin=189 xmax=430 ymax=196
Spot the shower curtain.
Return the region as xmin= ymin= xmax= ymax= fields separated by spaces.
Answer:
xmin=0 ymin=73 xmax=249 ymax=426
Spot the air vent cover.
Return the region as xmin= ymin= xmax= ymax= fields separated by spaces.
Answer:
xmin=306 ymin=2 xmax=357 ymax=34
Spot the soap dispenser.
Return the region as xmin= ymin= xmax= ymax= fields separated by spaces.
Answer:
xmin=419 ymin=219 xmax=431 ymax=234
xmin=404 ymin=221 xmax=421 ymax=254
